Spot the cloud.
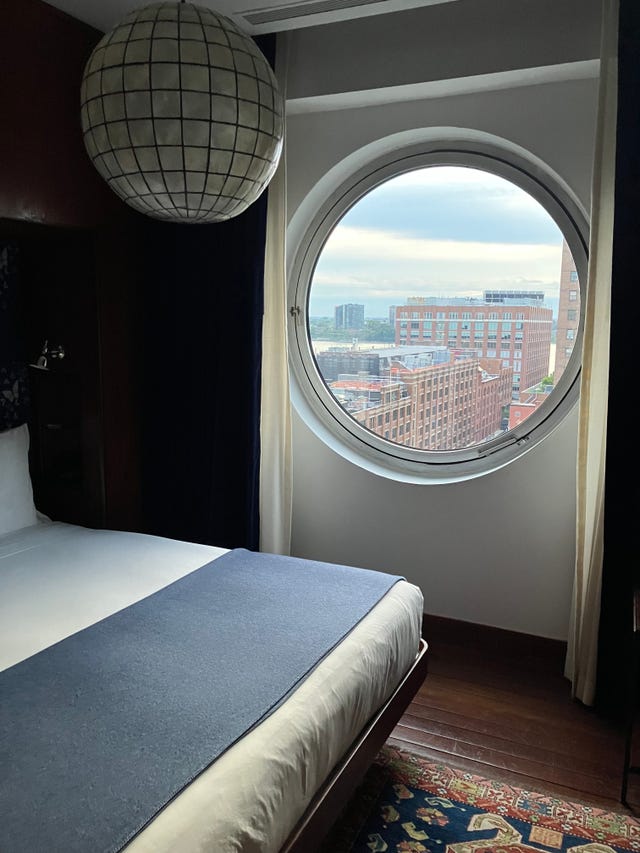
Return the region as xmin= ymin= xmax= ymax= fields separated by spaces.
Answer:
xmin=307 ymin=166 xmax=573 ymax=316
xmin=320 ymin=226 xmax=560 ymax=266
xmin=342 ymin=165 xmax=564 ymax=245
xmin=309 ymin=227 xmax=563 ymax=315
xmin=388 ymin=166 xmax=510 ymax=189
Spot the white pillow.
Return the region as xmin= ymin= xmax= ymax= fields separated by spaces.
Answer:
xmin=0 ymin=423 xmax=38 ymax=536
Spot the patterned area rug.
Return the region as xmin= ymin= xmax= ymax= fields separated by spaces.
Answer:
xmin=320 ymin=745 xmax=640 ymax=853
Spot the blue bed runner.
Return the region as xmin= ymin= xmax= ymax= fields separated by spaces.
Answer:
xmin=0 ymin=548 xmax=403 ymax=853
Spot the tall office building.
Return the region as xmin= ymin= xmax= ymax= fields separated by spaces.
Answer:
xmin=335 ymin=303 xmax=365 ymax=330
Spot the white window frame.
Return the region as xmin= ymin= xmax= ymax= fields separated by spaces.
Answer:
xmin=288 ymin=141 xmax=588 ymax=484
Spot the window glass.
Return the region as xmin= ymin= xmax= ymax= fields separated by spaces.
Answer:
xmin=306 ymin=165 xmax=581 ymax=455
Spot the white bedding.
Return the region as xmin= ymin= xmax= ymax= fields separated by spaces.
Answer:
xmin=0 ymin=520 xmax=424 ymax=853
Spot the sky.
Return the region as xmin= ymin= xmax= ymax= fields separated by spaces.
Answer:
xmin=309 ymin=166 xmax=565 ymax=319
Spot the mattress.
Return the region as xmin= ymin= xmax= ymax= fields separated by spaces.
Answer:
xmin=0 ymin=520 xmax=424 ymax=853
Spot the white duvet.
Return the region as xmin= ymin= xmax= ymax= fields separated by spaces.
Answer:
xmin=0 ymin=520 xmax=423 ymax=853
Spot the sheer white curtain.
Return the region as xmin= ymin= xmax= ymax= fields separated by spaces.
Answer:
xmin=259 ymin=34 xmax=292 ymax=555
xmin=565 ymin=0 xmax=618 ymax=705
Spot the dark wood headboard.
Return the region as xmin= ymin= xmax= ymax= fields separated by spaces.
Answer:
xmin=2 ymin=220 xmax=103 ymax=526
xmin=1 ymin=218 xmax=142 ymax=532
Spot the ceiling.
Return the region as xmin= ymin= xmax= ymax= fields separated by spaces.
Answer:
xmin=45 ymin=0 xmax=458 ymax=35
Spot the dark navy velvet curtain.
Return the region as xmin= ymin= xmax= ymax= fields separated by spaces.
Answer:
xmin=138 ymin=36 xmax=274 ymax=552
xmin=595 ymin=0 xmax=640 ymax=718
xmin=139 ymin=196 xmax=267 ymax=551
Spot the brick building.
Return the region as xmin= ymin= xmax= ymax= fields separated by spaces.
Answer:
xmin=394 ymin=295 xmax=552 ymax=397
xmin=553 ymin=240 xmax=580 ymax=383
xmin=350 ymin=355 xmax=512 ymax=451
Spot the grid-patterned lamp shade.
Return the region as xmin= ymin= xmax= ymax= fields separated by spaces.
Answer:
xmin=80 ymin=1 xmax=284 ymax=223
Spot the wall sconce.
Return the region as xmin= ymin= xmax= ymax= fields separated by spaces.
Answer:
xmin=79 ymin=1 xmax=284 ymax=224
xmin=30 ymin=341 xmax=66 ymax=371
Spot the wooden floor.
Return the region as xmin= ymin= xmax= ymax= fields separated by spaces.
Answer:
xmin=387 ymin=615 xmax=640 ymax=815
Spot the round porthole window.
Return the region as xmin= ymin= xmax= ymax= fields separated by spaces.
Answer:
xmin=288 ymin=144 xmax=588 ymax=483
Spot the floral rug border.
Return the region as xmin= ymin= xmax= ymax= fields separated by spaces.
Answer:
xmin=376 ymin=746 xmax=640 ymax=848
xmin=321 ymin=745 xmax=640 ymax=852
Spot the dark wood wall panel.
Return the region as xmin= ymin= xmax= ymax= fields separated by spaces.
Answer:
xmin=1 ymin=0 xmax=122 ymax=227
xmin=1 ymin=0 xmax=143 ymax=531
xmin=94 ymin=226 xmax=143 ymax=530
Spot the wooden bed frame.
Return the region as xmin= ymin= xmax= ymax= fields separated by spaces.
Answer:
xmin=281 ymin=637 xmax=429 ymax=853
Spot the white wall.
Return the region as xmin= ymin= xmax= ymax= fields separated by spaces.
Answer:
xmin=285 ymin=0 xmax=601 ymax=102
xmin=283 ymin=0 xmax=600 ymax=640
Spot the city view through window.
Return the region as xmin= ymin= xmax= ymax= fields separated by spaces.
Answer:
xmin=307 ymin=166 xmax=581 ymax=453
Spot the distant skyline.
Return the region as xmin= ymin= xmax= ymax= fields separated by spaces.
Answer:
xmin=309 ymin=166 xmax=566 ymax=318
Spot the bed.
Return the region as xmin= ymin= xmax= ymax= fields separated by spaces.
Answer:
xmin=0 ymin=423 xmax=427 ymax=853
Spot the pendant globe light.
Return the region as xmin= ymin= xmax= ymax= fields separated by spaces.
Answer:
xmin=80 ymin=1 xmax=284 ymax=223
